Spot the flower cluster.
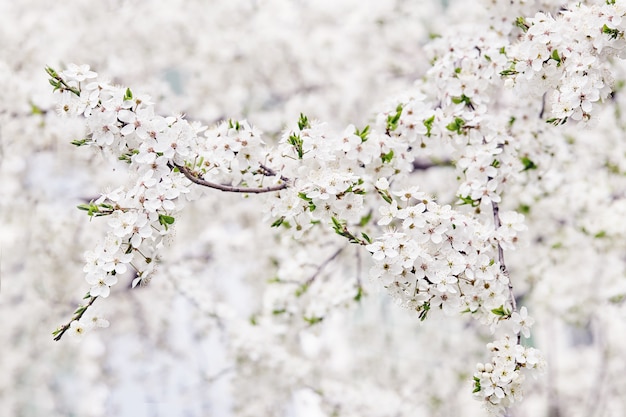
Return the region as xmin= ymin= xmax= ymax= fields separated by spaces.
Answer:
xmin=48 ymin=65 xmax=286 ymax=340
xmin=49 ymin=52 xmax=540 ymax=413
xmin=473 ymin=335 xmax=544 ymax=415
xmin=506 ymin=1 xmax=626 ymax=122
xmin=364 ymin=190 xmax=526 ymax=326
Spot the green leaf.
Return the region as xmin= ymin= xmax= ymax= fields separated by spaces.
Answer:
xmin=71 ymin=138 xmax=89 ymax=147
xmin=295 ymin=283 xmax=309 ymax=297
xmin=452 ymin=95 xmax=472 ymax=106
xmin=271 ymin=216 xmax=285 ymax=228
xmin=491 ymin=305 xmax=511 ymax=317
xmin=359 ymin=211 xmax=372 ymax=227
xmin=457 ymin=195 xmax=479 ymax=207
xmin=297 ymin=113 xmax=310 ymax=130
xmin=418 ymin=302 xmax=430 ymax=321
xmin=602 ymin=24 xmax=621 ymax=40
xmin=354 ymin=286 xmax=363 ymax=302
xmin=356 ymin=125 xmax=370 ymax=142
xmin=48 ymin=78 xmax=61 ymax=90
xmin=445 ymin=117 xmax=465 ymax=133
xmin=30 ymin=103 xmax=43 ymax=115
xmin=124 ymin=88 xmax=133 ymax=101
xmin=45 ymin=66 xmax=58 ymax=78
xmin=158 ymin=214 xmax=175 ymax=230
xmin=361 ymin=232 xmax=372 ymax=244
xmin=381 ymin=149 xmax=394 ymax=163
xmin=386 ymin=104 xmax=403 ymax=132
xmin=423 ymin=115 xmax=435 ymax=138
xmin=520 ymin=156 xmax=538 ymax=171
xmin=228 ymin=119 xmax=242 ymax=130
xmin=473 ymin=376 xmax=481 ymax=393
xmin=514 ymin=16 xmax=529 ymax=32
xmin=288 ymin=133 xmax=304 ymax=159
xmin=304 ymin=316 xmax=324 ymax=325
xmin=551 ymin=49 xmax=561 ymax=66
xmin=77 ymin=202 xmax=99 ymax=216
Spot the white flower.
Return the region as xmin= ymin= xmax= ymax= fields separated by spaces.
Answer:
xmin=377 ymin=200 xmax=398 ymax=226
xmin=86 ymin=273 xmax=119 ymax=298
xmin=62 ymin=63 xmax=97 ymax=82
xmin=511 ymin=306 xmax=534 ymax=338
xmin=69 ymin=320 xmax=89 ymax=340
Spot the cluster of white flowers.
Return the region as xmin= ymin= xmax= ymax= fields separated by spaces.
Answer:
xmin=364 ymin=193 xmax=527 ymax=324
xmin=507 ymin=0 xmax=626 ymax=122
xmin=46 ymin=0 xmax=626 ymax=409
xmin=473 ymin=335 xmax=543 ymax=415
xmin=49 ymin=65 xmax=289 ymax=340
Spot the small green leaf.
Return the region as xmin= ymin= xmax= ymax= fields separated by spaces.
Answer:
xmin=288 ymin=133 xmax=304 ymax=159
xmin=515 ymin=16 xmax=529 ymax=32
xmin=491 ymin=305 xmax=511 ymax=317
xmin=602 ymin=24 xmax=621 ymax=40
xmin=452 ymin=95 xmax=472 ymax=106
xmin=71 ymin=138 xmax=89 ymax=147
xmin=457 ymin=195 xmax=479 ymax=207
xmin=520 ymin=156 xmax=538 ymax=171
xmin=297 ymin=113 xmax=310 ymax=130
xmin=158 ymin=214 xmax=175 ymax=230
xmin=359 ymin=211 xmax=372 ymax=227
xmin=295 ymin=283 xmax=309 ymax=297
xmin=381 ymin=150 xmax=394 ymax=163
xmin=304 ymin=316 xmax=324 ymax=325
xmin=445 ymin=117 xmax=465 ymax=133
xmin=354 ymin=286 xmax=363 ymax=302
xmin=473 ymin=376 xmax=482 ymax=393
xmin=271 ymin=216 xmax=285 ymax=228
xmin=124 ymin=88 xmax=133 ymax=101
xmin=423 ymin=115 xmax=435 ymax=138
xmin=45 ymin=66 xmax=58 ymax=78
xmin=356 ymin=125 xmax=370 ymax=142
xmin=418 ymin=301 xmax=430 ymax=321
xmin=386 ymin=104 xmax=403 ymax=132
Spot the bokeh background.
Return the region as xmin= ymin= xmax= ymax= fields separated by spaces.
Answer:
xmin=2 ymin=1 xmax=626 ymax=416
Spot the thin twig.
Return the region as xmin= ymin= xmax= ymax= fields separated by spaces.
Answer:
xmin=53 ymin=295 xmax=99 ymax=341
xmin=492 ymin=200 xmax=519 ymax=341
xmin=412 ymin=158 xmax=453 ymax=171
xmin=175 ymin=163 xmax=288 ymax=194
xmin=304 ymin=246 xmax=345 ymax=287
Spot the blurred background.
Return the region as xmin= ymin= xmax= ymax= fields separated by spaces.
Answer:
xmin=2 ymin=1 xmax=626 ymax=416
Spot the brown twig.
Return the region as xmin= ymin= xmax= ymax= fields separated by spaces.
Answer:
xmin=492 ymin=200 xmax=520 ymax=344
xmin=174 ymin=163 xmax=288 ymax=194
xmin=412 ymin=158 xmax=453 ymax=171
xmin=53 ymin=295 xmax=99 ymax=341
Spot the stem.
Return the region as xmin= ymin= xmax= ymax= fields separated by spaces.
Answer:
xmin=491 ymin=201 xmax=517 ymax=310
xmin=53 ymin=295 xmax=99 ymax=341
xmin=304 ymin=246 xmax=344 ymax=287
xmin=491 ymin=200 xmax=520 ymax=343
xmin=175 ymin=163 xmax=289 ymax=194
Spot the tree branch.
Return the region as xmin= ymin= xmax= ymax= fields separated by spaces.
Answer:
xmin=412 ymin=158 xmax=453 ymax=171
xmin=492 ymin=200 xmax=520 ymax=343
xmin=174 ymin=163 xmax=289 ymax=194
xmin=52 ymin=295 xmax=99 ymax=341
